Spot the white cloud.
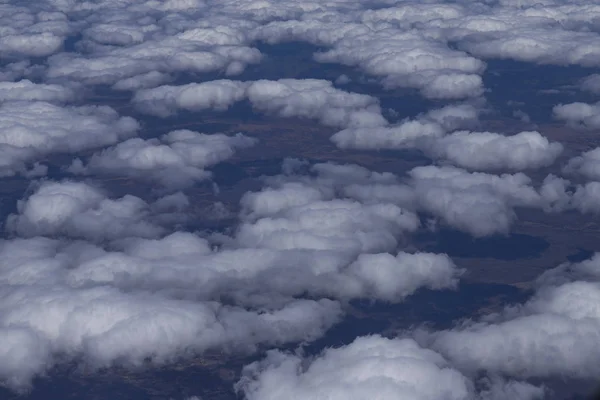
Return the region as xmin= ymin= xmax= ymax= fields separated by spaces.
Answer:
xmin=564 ymin=147 xmax=600 ymax=181
xmin=6 ymin=181 xmax=165 ymax=241
xmin=425 ymin=253 xmax=600 ymax=380
xmin=237 ymin=335 xmax=475 ymax=400
xmin=580 ymin=74 xmax=600 ymax=94
xmin=237 ymin=334 xmax=545 ymax=400
xmin=553 ymin=101 xmax=600 ymax=129
xmin=407 ymin=166 xmax=543 ymax=237
xmin=71 ymin=130 xmax=257 ymax=189
xmin=134 ymin=79 xmax=388 ymax=128
xmin=332 ymin=104 xmax=479 ymax=150
xmin=0 ymin=101 xmax=138 ymax=177
xmin=0 ymin=235 xmax=344 ymax=391
xmin=428 ymin=130 xmax=562 ymax=171
xmin=0 ymin=80 xmax=75 ymax=103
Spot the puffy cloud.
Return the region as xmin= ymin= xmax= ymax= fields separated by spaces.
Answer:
xmin=254 ymin=18 xmax=485 ymax=99
xmin=45 ymin=16 xmax=261 ymax=86
xmin=0 ymin=101 xmax=138 ymax=177
xmin=428 ymin=130 xmax=563 ymax=171
xmin=236 ymin=182 xmax=419 ymax=253
xmin=0 ymin=80 xmax=75 ymax=103
xmin=264 ymin=160 xmax=567 ymax=237
xmin=332 ymin=104 xmax=479 ymax=150
xmin=0 ymin=3 xmax=68 ymax=59
xmin=0 ymin=160 xmax=469 ymax=391
xmin=564 ymin=147 xmax=600 ymax=181
xmin=406 ymin=166 xmax=543 ymax=237
xmin=237 ymin=334 xmax=545 ymax=400
xmin=334 ymin=107 xmax=561 ymax=172
xmin=0 ymin=235 xmax=344 ymax=391
xmin=580 ymin=74 xmax=600 ymax=94
xmin=71 ymin=130 xmax=257 ymax=189
xmin=553 ymin=101 xmax=600 ymax=129
xmin=134 ymin=79 xmax=388 ymax=128
xmin=237 ymin=335 xmax=475 ymax=400
xmin=425 ymin=253 xmax=600 ymax=380
xmin=6 ymin=181 xmax=166 ymax=241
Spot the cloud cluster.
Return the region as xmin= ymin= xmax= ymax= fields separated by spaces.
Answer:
xmin=4 ymin=0 xmax=600 ymax=398
xmin=237 ymin=334 xmax=545 ymax=400
xmin=553 ymin=101 xmax=600 ymax=129
xmin=70 ymin=130 xmax=257 ymax=189
xmin=134 ymin=79 xmax=388 ymax=128
xmin=0 ymin=161 xmax=466 ymax=391
xmin=333 ymin=105 xmax=563 ymax=172
xmin=6 ymin=181 xmax=171 ymax=241
xmin=290 ymin=161 xmax=561 ymax=237
xmin=0 ymin=101 xmax=138 ymax=177
xmin=422 ymin=253 xmax=600 ymax=382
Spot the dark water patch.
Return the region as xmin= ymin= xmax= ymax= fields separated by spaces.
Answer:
xmin=418 ymin=229 xmax=549 ymax=260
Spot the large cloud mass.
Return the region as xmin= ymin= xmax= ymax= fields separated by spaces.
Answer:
xmin=2 ymin=0 xmax=600 ymax=397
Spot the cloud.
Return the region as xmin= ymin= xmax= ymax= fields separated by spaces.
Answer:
xmin=332 ymin=104 xmax=479 ymax=150
xmin=334 ymin=107 xmax=561 ymax=172
xmin=406 ymin=166 xmax=544 ymax=237
xmin=45 ymin=16 xmax=261 ymax=86
xmin=424 ymin=253 xmax=600 ymax=381
xmin=6 ymin=181 xmax=167 ymax=241
xmin=0 ymin=101 xmax=138 ymax=177
xmin=237 ymin=334 xmax=545 ymax=400
xmin=564 ymin=147 xmax=600 ymax=181
xmin=237 ymin=335 xmax=475 ymax=400
xmin=0 ymin=234 xmax=344 ymax=391
xmin=70 ymin=130 xmax=257 ymax=189
xmin=0 ymin=160 xmax=468 ymax=391
xmin=134 ymin=79 xmax=388 ymax=128
xmin=0 ymin=80 xmax=76 ymax=104
xmin=580 ymin=74 xmax=600 ymax=94
xmin=428 ymin=130 xmax=563 ymax=171
xmin=236 ymin=175 xmax=419 ymax=253
xmin=266 ymin=160 xmax=566 ymax=237
xmin=0 ymin=3 xmax=67 ymax=59
xmin=255 ymin=18 xmax=485 ymax=99
xmin=553 ymin=101 xmax=600 ymax=129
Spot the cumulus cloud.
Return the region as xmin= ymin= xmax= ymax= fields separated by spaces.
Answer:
xmin=265 ymin=160 xmax=566 ymax=237
xmin=0 ymin=80 xmax=76 ymax=104
xmin=70 ymin=130 xmax=257 ymax=189
xmin=423 ymin=253 xmax=600 ymax=381
xmin=0 ymin=234 xmax=343 ymax=390
xmin=580 ymin=74 xmax=600 ymax=94
xmin=238 ymin=335 xmax=474 ymax=400
xmin=6 ymin=181 xmax=167 ymax=241
xmin=5 ymin=0 xmax=600 ymax=397
xmin=134 ymin=79 xmax=388 ymax=128
xmin=553 ymin=101 xmax=600 ymax=129
xmin=406 ymin=166 xmax=544 ymax=237
xmin=428 ymin=130 xmax=563 ymax=171
xmin=0 ymin=101 xmax=138 ymax=177
xmin=332 ymin=104 xmax=479 ymax=150
xmin=237 ymin=334 xmax=544 ymax=400
xmin=45 ymin=15 xmax=261 ymax=86
xmin=564 ymin=147 xmax=600 ymax=181
xmin=0 ymin=3 xmax=67 ymax=59
xmin=0 ymin=161 xmax=466 ymax=391
xmin=334 ymin=107 xmax=561 ymax=172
